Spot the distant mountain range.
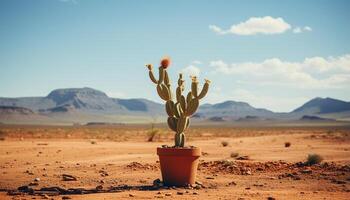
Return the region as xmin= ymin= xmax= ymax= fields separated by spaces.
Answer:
xmin=0 ymin=87 xmax=350 ymax=124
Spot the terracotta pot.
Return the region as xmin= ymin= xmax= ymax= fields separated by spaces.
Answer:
xmin=157 ymin=147 xmax=201 ymax=186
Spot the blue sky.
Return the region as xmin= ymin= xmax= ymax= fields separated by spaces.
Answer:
xmin=1 ymin=0 xmax=349 ymax=112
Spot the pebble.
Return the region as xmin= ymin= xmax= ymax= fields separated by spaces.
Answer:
xmin=177 ymin=191 xmax=184 ymax=195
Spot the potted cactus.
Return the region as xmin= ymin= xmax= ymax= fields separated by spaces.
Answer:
xmin=146 ymin=57 xmax=210 ymax=186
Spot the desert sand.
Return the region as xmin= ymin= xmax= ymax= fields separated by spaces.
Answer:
xmin=0 ymin=125 xmax=349 ymax=199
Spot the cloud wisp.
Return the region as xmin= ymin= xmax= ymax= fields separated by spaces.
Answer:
xmin=293 ymin=26 xmax=312 ymax=33
xmin=210 ymin=54 xmax=350 ymax=89
xmin=210 ymin=16 xmax=311 ymax=36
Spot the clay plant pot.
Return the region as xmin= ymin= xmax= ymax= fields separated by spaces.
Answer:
xmin=157 ymin=147 xmax=201 ymax=186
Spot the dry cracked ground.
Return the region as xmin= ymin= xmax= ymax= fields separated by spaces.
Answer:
xmin=0 ymin=125 xmax=349 ymax=199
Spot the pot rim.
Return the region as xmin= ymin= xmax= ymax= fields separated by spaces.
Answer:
xmin=157 ymin=147 xmax=201 ymax=156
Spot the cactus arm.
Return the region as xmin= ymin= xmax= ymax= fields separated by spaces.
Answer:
xmin=148 ymin=71 xmax=158 ymax=84
xmin=179 ymin=95 xmax=186 ymax=112
xmin=146 ymin=64 xmax=158 ymax=84
xmin=158 ymin=67 xmax=165 ymax=84
xmin=164 ymin=70 xmax=173 ymax=100
xmin=197 ymin=79 xmax=210 ymax=99
xmin=165 ymin=100 xmax=175 ymax=117
xmin=191 ymin=76 xmax=198 ymax=97
xmin=185 ymin=98 xmax=199 ymax=116
xmin=167 ymin=117 xmax=177 ymax=132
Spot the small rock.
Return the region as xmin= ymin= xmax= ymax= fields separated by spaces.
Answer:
xmin=153 ymin=178 xmax=164 ymax=187
xmin=129 ymin=194 xmax=135 ymax=197
xmin=34 ymin=177 xmax=40 ymax=182
xmin=193 ymin=192 xmax=199 ymax=195
xmin=62 ymin=174 xmax=77 ymax=181
xmin=301 ymin=169 xmax=312 ymax=174
xmin=236 ymin=156 xmax=249 ymax=160
xmin=62 ymin=196 xmax=71 ymax=200
xmin=332 ymin=179 xmax=346 ymax=184
xmin=267 ymin=197 xmax=276 ymax=200
xmin=227 ymin=181 xmax=237 ymax=186
xmin=206 ymin=176 xmax=214 ymax=179
xmin=177 ymin=191 xmax=184 ymax=195
xmin=28 ymin=182 xmax=38 ymax=186
xmin=165 ymin=193 xmax=172 ymax=196
xmin=95 ymin=185 xmax=103 ymax=190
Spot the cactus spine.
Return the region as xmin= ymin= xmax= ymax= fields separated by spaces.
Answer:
xmin=146 ymin=60 xmax=210 ymax=147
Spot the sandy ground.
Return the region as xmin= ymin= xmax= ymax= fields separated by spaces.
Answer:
xmin=0 ymin=126 xmax=349 ymax=199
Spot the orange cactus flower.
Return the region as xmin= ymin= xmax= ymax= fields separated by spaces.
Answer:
xmin=160 ymin=56 xmax=171 ymax=69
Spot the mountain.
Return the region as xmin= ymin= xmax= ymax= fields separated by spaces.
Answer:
xmin=197 ymin=100 xmax=276 ymax=120
xmin=292 ymin=97 xmax=350 ymax=114
xmin=0 ymin=106 xmax=34 ymax=115
xmin=1 ymin=88 xmax=350 ymax=124
xmin=0 ymin=87 xmax=165 ymax=124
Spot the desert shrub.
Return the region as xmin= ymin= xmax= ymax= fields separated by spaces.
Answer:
xmin=90 ymin=140 xmax=97 ymax=144
xmin=305 ymin=154 xmax=323 ymax=165
xmin=0 ymin=130 xmax=6 ymax=141
xmin=230 ymin=152 xmax=239 ymax=158
xmin=285 ymin=142 xmax=291 ymax=148
xmin=221 ymin=141 xmax=229 ymax=147
xmin=147 ymin=129 xmax=159 ymax=142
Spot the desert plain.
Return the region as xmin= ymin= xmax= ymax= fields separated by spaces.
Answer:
xmin=0 ymin=124 xmax=349 ymax=200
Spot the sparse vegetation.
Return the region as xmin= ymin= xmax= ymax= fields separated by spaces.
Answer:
xmin=221 ymin=141 xmax=229 ymax=147
xmin=285 ymin=142 xmax=291 ymax=148
xmin=230 ymin=152 xmax=239 ymax=158
xmin=305 ymin=154 xmax=323 ymax=165
xmin=147 ymin=125 xmax=160 ymax=142
xmin=90 ymin=140 xmax=97 ymax=145
xmin=0 ymin=130 xmax=6 ymax=141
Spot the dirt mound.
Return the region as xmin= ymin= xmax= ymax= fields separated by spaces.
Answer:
xmin=198 ymin=160 xmax=350 ymax=175
xmin=125 ymin=162 xmax=159 ymax=171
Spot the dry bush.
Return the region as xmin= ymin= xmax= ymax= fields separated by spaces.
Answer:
xmin=0 ymin=130 xmax=6 ymax=141
xmin=221 ymin=141 xmax=229 ymax=147
xmin=147 ymin=129 xmax=159 ymax=142
xmin=305 ymin=154 xmax=323 ymax=165
xmin=285 ymin=142 xmax=291 ymax=148
xmin=90 ymin=140 xmax=97 ymax=144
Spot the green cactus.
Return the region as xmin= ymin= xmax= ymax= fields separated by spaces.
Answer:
xmin=146 ymin=61 xmax=210 ymax=147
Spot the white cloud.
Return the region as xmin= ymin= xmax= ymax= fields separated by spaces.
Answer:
xmin=304 ymin=26 xmax=312 ymax=31
xmin=210 ymin=16 xmax=291 ymax=35
xmin=192 ymin=60 xmax=202 ymax=65
xmin=210 ymin=16 xmax=313 ymax=36
xmin=210 ymin=54 xmax=350 ymax=89
xmin=209 ymin=25 xmax=225 ymax=35
xmin=293 ymin=26 xmax=312 ymax=34
xmin=293 ymin=27 xmax=302 ymax=33
xmin=181 ymin=65 xmax=201 ymax=77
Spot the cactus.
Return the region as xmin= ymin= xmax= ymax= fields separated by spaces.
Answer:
xmin=146 ymin=57 xmax=210 ymax=147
